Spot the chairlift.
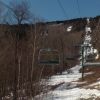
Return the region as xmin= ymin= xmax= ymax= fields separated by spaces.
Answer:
xmin=86 ymin=54 xmax=97 ymax=62
xmin=83 ymin=44 xmax=99 ymax=62
xmin=38 ymin=48 xmax=60 ymax=65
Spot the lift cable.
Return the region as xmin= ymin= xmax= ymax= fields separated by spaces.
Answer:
xmin=76 ymin=0 xmax=81 ymax=18
xmin=57 ymin=0 xmax=69 ymax=19
xmin=0 ymin=1 xmax=13 ymax=11
xmin=0 ymin=1 xmax=15 ymax=24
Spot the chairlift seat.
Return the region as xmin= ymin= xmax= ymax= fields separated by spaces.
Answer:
xmin=40 ymin=60 xmax=59 ymax=64
xmin=86 ymin=53 xmax=97 ymax=62
xmin=38 ymin=48 xmax=60 ymax=65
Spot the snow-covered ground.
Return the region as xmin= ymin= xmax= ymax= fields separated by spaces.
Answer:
xmin=33 ymin=18 xmax=100 ymax=100
xmin=34 ymin=65 xmax=100 ymax=100
xmin=66 ymin=26 xmax=72 ymax=32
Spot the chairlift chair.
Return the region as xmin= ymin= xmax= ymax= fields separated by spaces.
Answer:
xmin=38 ymin=48 xmax=60 ymax=65
xmin=86 ymin=54 xmax=97 ymax=62
xmin=83 ymin=44 xmax=99 ymax=62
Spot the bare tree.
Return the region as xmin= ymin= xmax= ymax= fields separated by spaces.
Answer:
xmin=0 ymin=0 xmax=6 ymax=23
xmin=10 ymin=0 xmax=32 ymax=24
xmin=0 ymin=0 xmax=3 ymax=16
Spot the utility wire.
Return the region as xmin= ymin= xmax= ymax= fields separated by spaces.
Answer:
xmin=57 ymin=0 xmax=69 ymax=19
xmin=76 ymin=0 xmax=81 ymax=18
xmin=72 ymin=0 xmax=77 ymax=18
xmin=0 ymin=1 xmax=13 ymax=11
xmin=0 ymin=1 xmax=15 ymax=24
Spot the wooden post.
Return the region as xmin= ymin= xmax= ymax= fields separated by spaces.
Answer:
xmin=81 ymin=45 xmax=85 ymax=80
xmin=13 ymin=36 xmax=18 ymax=100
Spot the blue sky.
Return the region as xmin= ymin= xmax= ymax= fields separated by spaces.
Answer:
xmin=2 ymin=0 xmax=100 ymax=21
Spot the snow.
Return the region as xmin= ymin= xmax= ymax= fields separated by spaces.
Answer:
xmin=66 ymin=26 xmax=72 ymax=32
xmin=85 ymin=26 xmax=92 ymax=33
xmin=51 ymin=88 xmax=100 ymax=100
xmin=83 ymin=22 xmax=99 ymax=61
xmin=34 ymin=18 xmax=100 ymax=100
xmin=89 ymin=81 xmax=100 ymax=87
xmin=87 ymin=18 xmax=90 ymax=24
xmin=94 ymin=50 xmax=99 ymax=59
xmin=34 ymin=64 xmax=100 ymax=100
xmin=85 ymin=18 xmax=91 ymax=33
xmin=47 ymin=65 xmax=81 ymax=86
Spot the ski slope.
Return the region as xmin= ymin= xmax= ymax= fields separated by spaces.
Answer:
xmin=34 ymin=64 xmax=100 ymax=100
xmin=34 ymin=18 xmax=100 ymax=100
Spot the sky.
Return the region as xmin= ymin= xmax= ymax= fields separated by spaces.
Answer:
xmin=1 ymin=0 xmax=100 ymax=21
